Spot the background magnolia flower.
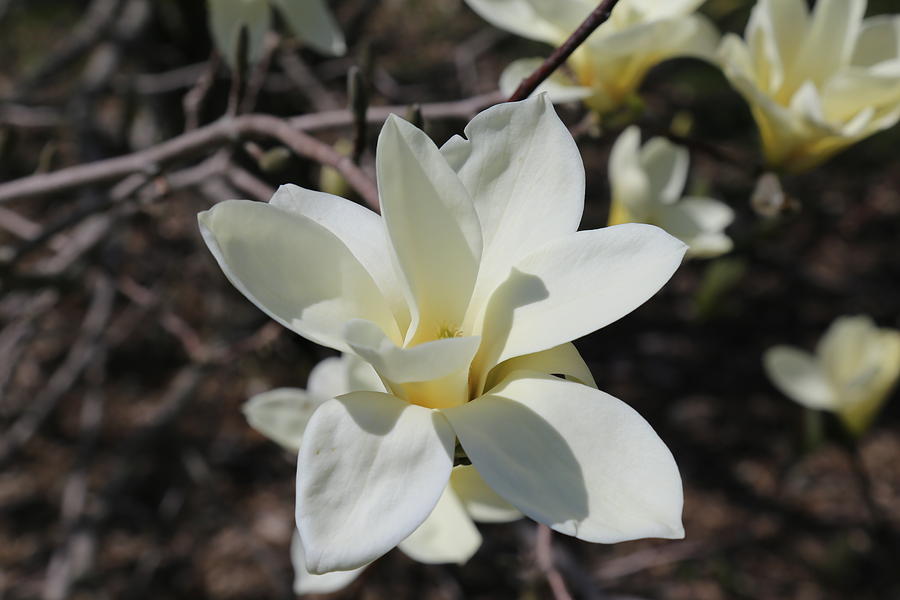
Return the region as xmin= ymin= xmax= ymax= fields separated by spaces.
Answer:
xmin=764 ymin=315 xmax=900 ymax=437
xmin=244 ymin=354 xmax=521 ymax=595
xmin=608 ymin=126 xmax=733 ymax=259
xmin=199 ymin=95 xmax=688 ymax=574
xmin=718 ymin=0 xmax=900 ymax=172
xmin=208 ymin=0 xmax=345 ymax=67
xmin=466 ymin=0 xmax=719 ymax=113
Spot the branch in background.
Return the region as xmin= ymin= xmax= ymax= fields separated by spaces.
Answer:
xmin=0 ymin=113 xmax=379 ymax=209
xmin=240 ymin=33 xmax=280 ymax=115
xmin=0 ymin=273 xmax=114 ymax=466
xmin=507 ymin=0 xmax=622 ymax=102
xmin=535 ymin=524 xmax=574 ymax=600
xmin=182 ymin=53 xmax=221 ymax=132
xmin=12 ymin=0 xmax=123 ymax=98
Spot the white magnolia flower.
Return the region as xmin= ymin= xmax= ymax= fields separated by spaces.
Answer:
xmin=718 ymin=0 xmax=900 ymax=172
xmin=466 ymin=0 xmax=719 ymax=113
xmin=764 ymin=315 xmax=900 ymax=437
xmin=208 ymin=0 xmax=345 ymax=67
xmin=244 ymin=355 xmax=521 ymax=595
xmin=607 ymin=126 xmax=734 ymax=259
xmin=199 ymin=94 xmax=688 ymax=574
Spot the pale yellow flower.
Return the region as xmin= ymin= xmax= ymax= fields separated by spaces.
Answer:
xmin=608 ymin=126 xmax=734 ymax=259
xmin=718 ymin=0 xmax=900 ymax=172
xmin=200 ymin=96 xmax=687 ymax=574
xmin=764 ymin=315 xmax=900 ymax=437
xmin=467 ymin=0 xmax=719 ymax=113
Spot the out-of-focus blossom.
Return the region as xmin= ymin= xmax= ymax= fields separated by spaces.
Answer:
xmin=208 ymin=0 xmax=345 ymax=67
xmin=466 ymin=0 xmax=719 ymax=113
xmin=244 ymin=355 xmax=520 ymax=595
xmin=608 ymin=126 xmax=733 ymax=259
xmin=200 ymin=95 xmax=687 ymax=575
xmin=764 ymin=315 xmax=900 ymax=436
xmin=718 ymin=0 xmax=900 ymax=172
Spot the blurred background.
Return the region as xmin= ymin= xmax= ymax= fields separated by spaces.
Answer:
xmin=1 ymin=0 xmax=899 ymax=598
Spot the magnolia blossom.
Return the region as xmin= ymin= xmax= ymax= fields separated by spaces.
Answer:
xmin=718 ymin=0 xmax=900 ymax=172
xmin=607 ymin=126 xmax=733 ymax=259
xmin=199 ymin=95 xmax=687 ymax=574
xmin=764 ymin=315 xmax=900 ymax=437
xmin=465 ymin=0 xmax=718 ymax=113
xmin=244 ymin=355 xmax=521 ymax=594
xmin=208 ymin=0 xmax=345 ymax=67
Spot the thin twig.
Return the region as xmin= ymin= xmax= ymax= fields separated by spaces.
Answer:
xmin=535 ymin=524 xmax=574 ymax=600
xmin=507 ymin=0 xmax=622 ymax=102
xmin=183 ymin=54 xmax=221 ymax=131
xmin=277 ymin=47 xmax=341 ymax=111
xmin=0 ymin=273 xmax=114 ymax=464
xmin=225 ymin=163 xmax=275 ymax=202
xmin=240 ymin=33 xmax=280 ymax=115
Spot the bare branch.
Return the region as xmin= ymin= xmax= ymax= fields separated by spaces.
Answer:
xmin=507 ymin=0 xmax=621 ymax=102
xmin=0 ymin=113 xmax=379 ymax=209
xmin=535 ymin=524 xmax=574 ymax=600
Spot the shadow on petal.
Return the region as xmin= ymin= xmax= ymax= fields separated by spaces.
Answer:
xmin=445 ymin=395 xmax=589 ymax=533
xmin=473 ymin=268 xmax=549 ymax=389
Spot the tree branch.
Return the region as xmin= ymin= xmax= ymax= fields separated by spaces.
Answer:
xmin=507 ymin=0 xmax=621 ymax=102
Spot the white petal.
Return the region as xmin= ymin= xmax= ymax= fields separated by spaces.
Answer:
xmin=852 ymin=16 xmax=900 ymax=67
xmin=291 ymin=532 xmax=365 ymax=595
xmin=462 ymin=0 xmax=586 ymax=44
xmin=450 ymin=465 xmax=522 ymax=523
xmin=398 ymin=485 xmax=482 ymax=565
xmin=479 ymin=223 xmax=686 ymax=365
xmin=243 ymin=388 xmax=319 ymax=452
xmin=444 ymin=372 xmax=684 ymax=543
xmin=207 ymin=0 xmax=270 ymax=67
xmin=343 ymin=353 xmax=387 ymax=394
xmin=787 ymin=0 xmax=866 ymax=88
xmin=306 ymin=356 xmax=351 ymax=399
xmin=270 ymin=0 xmax=346 ymax=55
xmin=485 ymin=342 xmax=597 ymax=394
xmin=344 ymin=319 xmax=480 ymax=384
xmin=639 ymin=136 xmax=689 ymax=205
xmin=199 ymin=200 xmax=400 ymax=351
xmin=498 ymin=58 xmax=594 ymax=102
xmin=376 ymin=115 xmax=482 ymax=346
xmin=763 ymin=346 xmax=835 ymax=410
xmin=441 ymin=96 xmax=584 ymax=331
xmin=270 ymin=184 xmax=410 ymax=335
xmin=822 ymin=68 xmax=900 ymax=124
xmin=656 ymin=198 xmax=734 ymax=259
xmin=608 ymin=126 xmax=651 ymax=221
xmin=297 ymin=392 xmax=455 ymax=573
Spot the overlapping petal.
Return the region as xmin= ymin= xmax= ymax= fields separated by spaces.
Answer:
xmin=441 ymin=96 xmax=585 ymax=328
xmin=296 ymin=392 xmax=455 ymax=573
xmin=478 ymin=223 xmax=686 ymax=365
xmin=243 ymin=387 xmax=320 ymax=452
xmin=397 ymin=484 xmax=482 ymax=565
xmin=270 ymin=185 xmax=410 ymax=333
xmin=377 ymin=115 xmax=482 ymax=346
xmin=450 ymin=465 xmax=523 ymax=523
xmin=485 ymin=342 xmax=597 ymax=393
xmin=498 ymin=58 xmax=594 ymax=102
xmin=199 ymin=200 xmax=400 ymax=351
xmin=444 ymin=371 xmax=684 ymax=543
